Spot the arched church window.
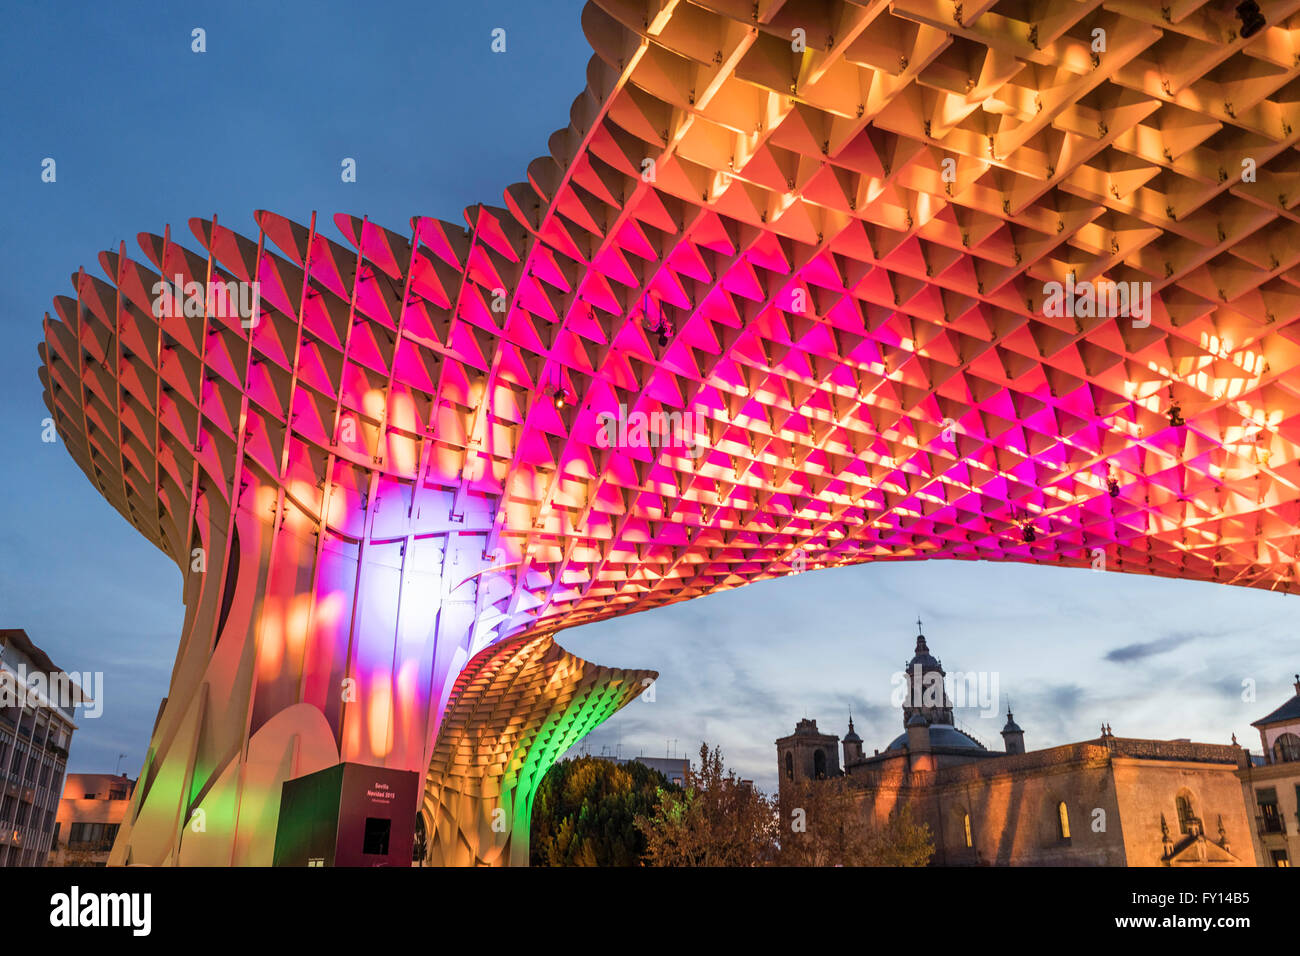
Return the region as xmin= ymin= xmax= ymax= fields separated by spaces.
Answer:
xmin=1057 ymin=801 xmax=1071 ymax=840
xmin=963 ymin=812 xmax=972 ymax=848
xmin=1273 ymin=732 xmax=1300 ymax=763
xmin=813 ymin=749 xmax=826 ymax=779
xmin=1175 ymin=792 xmax=1197 ymax=834
xmin=784 ymin=752 xmax=793 ymax=780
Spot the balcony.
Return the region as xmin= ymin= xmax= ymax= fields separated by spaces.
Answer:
xmin=1256 ymin=813 xmax=1287 ymax=836
xmin=68 ymin=839 xmax=115 ymax=853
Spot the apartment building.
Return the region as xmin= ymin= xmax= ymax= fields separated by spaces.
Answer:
xmin=0 ymin=629 xmax=79 ymax=867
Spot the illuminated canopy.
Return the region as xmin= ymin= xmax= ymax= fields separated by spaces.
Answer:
xmin=37 ymin=0 xmax=1300 ymax=864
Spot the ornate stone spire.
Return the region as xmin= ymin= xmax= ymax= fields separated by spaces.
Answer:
xmin=1001 ymin=699 xmax=1026 ymax=754
xmin=902 ymin=620 xmax=953 ymax=728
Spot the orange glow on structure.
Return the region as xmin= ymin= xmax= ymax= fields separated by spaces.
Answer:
xmin=34 ymin=0 xmax=1300 ymax=866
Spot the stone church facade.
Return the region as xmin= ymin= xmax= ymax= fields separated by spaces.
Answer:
xmin=777 ymin=627 xmax=1258 ymax=866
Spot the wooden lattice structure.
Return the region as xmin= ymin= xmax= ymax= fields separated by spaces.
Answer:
xmin=36 ymin=0 xmax=1300 ymax=865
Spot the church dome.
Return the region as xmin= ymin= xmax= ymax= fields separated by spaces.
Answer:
xmin=886 ymin=724 xmax=986 ymax=753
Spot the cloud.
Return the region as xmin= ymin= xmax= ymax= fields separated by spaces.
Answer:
xmin=1103 ymin=632 xmax=1197 ymax=663
xmin=1039 ymin=682 xmax=1087 ymax=717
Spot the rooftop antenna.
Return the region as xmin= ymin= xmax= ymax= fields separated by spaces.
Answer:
xmin=115 ymin=753 xmax=126 ymax=775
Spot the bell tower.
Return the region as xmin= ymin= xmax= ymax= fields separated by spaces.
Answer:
xmin=775 ymin=718 xmax=841 ymax=795
xmin=842 ymin=713 xmax=863 ymax=766
xmin=902 ymin=619 xmax=954 ymax=728
xmin=1001 ymin=702 xmax=1026 ymax=754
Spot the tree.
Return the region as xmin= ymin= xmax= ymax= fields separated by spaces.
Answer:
xmin=530 ymin=756 xmax=675 ymax=866
xmin=862 ymin=803 xmax=933 ymax=866
xmin=635 ymin=743 xmax=778 ymax=866
xmin=778 ymin=776 xmax=933 ymax=866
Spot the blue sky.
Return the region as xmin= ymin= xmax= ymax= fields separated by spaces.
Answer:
xmin=1 ymin=0 xmax=1295 ymax=794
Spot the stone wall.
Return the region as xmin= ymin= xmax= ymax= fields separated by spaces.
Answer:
xmin=836 ymin=740 xmax=1254 ymax=865
xmin=1111 ymin=757 xmax=1255 ymax=866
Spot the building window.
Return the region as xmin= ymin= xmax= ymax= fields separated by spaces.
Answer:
xmin=784 ymin=752 xmax=793 ymax=780
xmin=1273 ymin=732 xmax=1300 ymax=763
xmin=1271 ymin=850 xmax=1290 ymax=867
xmin=1058 ymin=801 xmax=1071 ymax=840
xmin=1257 ymin=787 xmax=1283 ymax=834
xmin=1175 ymin=792 xmax=1197 ymax=834
xmin=963 ymin=812 xmax=972 ymax=848
xmin=68 ymin=822 xmax=119 ymax=849
xmin=813 ymin=749 xmax=826 ymax=779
